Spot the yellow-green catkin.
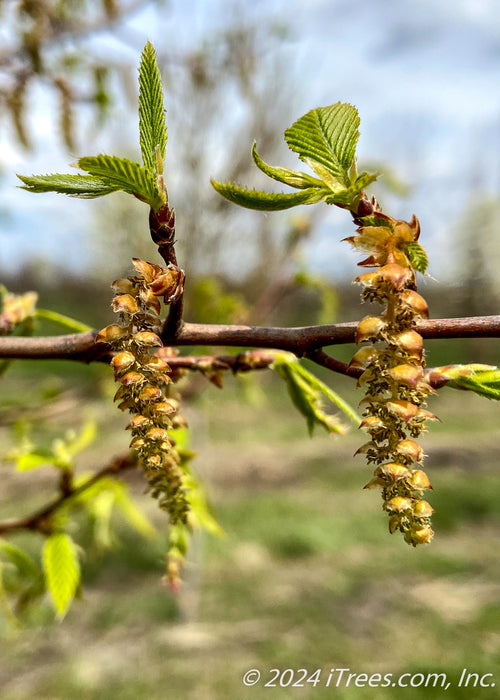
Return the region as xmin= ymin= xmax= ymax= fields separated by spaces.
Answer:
xmin=347 ymin=210 xmax=436 ymax=546
xmin=97 ymin=257 xmax=189 ymax=586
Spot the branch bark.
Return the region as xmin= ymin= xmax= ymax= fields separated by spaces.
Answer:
xmin=1 ymin=315 xmax=500 ymax=361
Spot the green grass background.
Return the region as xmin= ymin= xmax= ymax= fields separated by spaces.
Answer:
xmin=0 ymin=360 xmax=499 ymax=699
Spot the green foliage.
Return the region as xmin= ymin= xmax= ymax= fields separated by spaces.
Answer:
xmin=17 ymin=42 xmax=166 ymax=211
xmin=284 ymin=103 xmax=360 ymax=186
xmin=293 ymin=271 xmax=338 ymax=325
xmin=138 ymin=41 xmax=168 ymax=176
xmin=71 ymin=475 xmax=156 ymax=550
xmin=43 ymin=533 xmax=81 ymax=618
xmin=0 ymin=540 xmax=40 ymax=581
xmin=0 ymin=540 xmax=45 ymax=620
xmin=77 ymin=155 xmax=160 ymax=206
xmin=34 ymin=309 xmax=92 ymax=333
xmin=271 ymin=352 xmax=360 ymax=435
xmin=404 ymin=241 xmax=429 ymax=274
xmin=174 ymin=426 xmax=223 ymax=538
xmin=212 ymin=102 xmax=378 ymax=213
xmin=9 ymin=420 xmax=97 ymax=473
xmin=251 ymin=142 xmax=323 ymax=188
xmin=437 ymin=364 xmax=500 ymax=400
xmin=189 ymin=276 xmax=248 ymax=324
xmin=210 ymin=181 xmax=326 ymax=211
xmin=17 ymin=173 xmax=118 ymax=198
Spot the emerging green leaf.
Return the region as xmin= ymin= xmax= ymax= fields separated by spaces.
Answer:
xmin=35 ymin=309 xmax=92 ymax=333
xmin=17 ymin=173 xmax=117 ymax=198
xmin=16 ymin=452 xmax=52 ymax=471
xmin=77 ymin=155 xmax=160 ymax=207
xmin=43 ymin=532 xmax=81 ymax=619
xmin=431 ymin=364 xmax=500 ymax=400
xmin=138 ymin=41 xmax=167 ymax=175
xmin=284 ymin=103 xmax=360 ymax=187
xmin=210 ymin=180 xmax=327 ymax=211
xmin=251 ymin=142 xmax=323 ymax=189
xmin=271 ymin=352 xmax=360 ymax=435
xmin=404 ymin=241 xmax=428 ymax=274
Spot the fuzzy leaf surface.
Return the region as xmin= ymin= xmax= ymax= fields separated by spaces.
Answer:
xmin=284 ymin=103 xmax=360 ymax=187
xmin=438 ymin=364 xmax=500 ymax=400
xmin=210 ymin=180 xmax=326 ymax=211
xmin=77 ymin=155 xmax=159 ymax=205
xmin=17 ymin=173 xmax=117 ymax=198
xmin=138 ymin=41 xmax=167 ymax=174
xmin=251 ymin=142 xmax=323 ymax=189
xmin=43 ymin=532 xmax=80 ymax=618
xmin=404 ymin=241 xmax=428 ymax=274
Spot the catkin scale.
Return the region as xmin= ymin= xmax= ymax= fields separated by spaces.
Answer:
xmin=97 ymin=259 xmax=190 ymax=533
xmin=350 ymin=213 xmax=435 ymax=546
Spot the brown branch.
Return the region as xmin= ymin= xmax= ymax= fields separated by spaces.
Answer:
xmin=305 ymin=348 xmax=362 ymax=380
xmin=1 ymin=315 xmax=500 ymax=361
xmin=165 ymin=350 xmax=279 ymax=373
xmin=0 ymin=452 xmax=137 ymax=536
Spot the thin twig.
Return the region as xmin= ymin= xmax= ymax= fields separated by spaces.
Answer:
xmin=0 ymin=452 xmax=137 ymax=536
xmin=305 ymin=348 xmax=362 ymax=379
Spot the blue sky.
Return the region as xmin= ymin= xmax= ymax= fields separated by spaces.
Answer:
xmin=1 ymin=0 xmax=500 ymax=280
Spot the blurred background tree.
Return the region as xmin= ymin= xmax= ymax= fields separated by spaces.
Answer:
xmin=1 ymin=0 xmax=335 ymax=328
